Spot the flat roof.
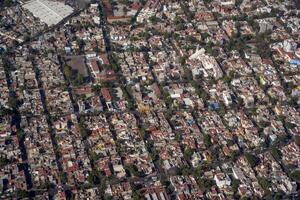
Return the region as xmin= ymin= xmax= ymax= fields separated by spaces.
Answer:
xmin=22 ymin=0 xmax=74 ymax=26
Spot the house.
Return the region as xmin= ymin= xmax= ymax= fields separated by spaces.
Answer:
xmin=214 ymin=172 xmax=231 ymax=188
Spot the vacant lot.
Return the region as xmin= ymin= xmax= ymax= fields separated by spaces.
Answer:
xmin=65 ymin=55 xmax=89 ymax=77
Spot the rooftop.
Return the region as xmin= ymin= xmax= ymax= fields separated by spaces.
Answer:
xmin=22 ymin=0 xmax=74 ymax=26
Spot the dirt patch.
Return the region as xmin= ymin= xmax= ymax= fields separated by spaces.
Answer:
xmin=65 ymin=55 xmax=89 ymax=77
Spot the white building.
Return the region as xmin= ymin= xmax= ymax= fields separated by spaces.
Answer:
xmin=22 ymin=0 xmax=74 ymax=26
xmin=214 ymin=172 xmax=231 ymax=188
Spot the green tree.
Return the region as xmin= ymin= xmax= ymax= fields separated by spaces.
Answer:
xmin=124 ymin=165 xmax=142 ymax=177
xmin=271 ymin=147 xmax=282 ymax=160
xmin=92 ymin=84 xmax=102 ymax=94
xmin=197 ymin=178 xmax=214 ymax=190
xmin=230 ymin=150 xmax=240 ymax=162
xmin=258 ymin=121 xmax=270 ymax=128
xmin=87 ymin=170 xmax=101 ymax=185
xmin=180 ymin=167 xmax=192 ymax=176
xmin=63 ymin=65 xmax=72 ymax=79
xmin=235 ymin=0 xmax=243 ymax=7
xmin=16 ymin=189 xmax=28 ymax=199
xmin=132 ymin=190 xmax=142 ymax=200
xmin=274 ymin=191 xmax=284 ymax=200
xmin=290 ymin=170 xmax=300 ymax=182
xmin=186 ymin=35 xmax=198 ymax=43
xmin=90 ymin=152 xmax=100 ymax=163
xmin=174 ymin=16 xmax=184 ymax=25
xmin=104 ymin=195 xmax=113 ymax=200
xmin=203 ymin=0 xmax=213 ymax=4
xmin=79 ymin=119 xmax=89 ymax=139
xmin=8 ymin=96 xmax=18 ymax=109
xmin=295 ymin=135 xmax=300 ymax=146
xmin=138 ymin=31 xmax=150 ymax=39
xmin=203 ymin=134 xmax=212 ymax=147
xmin=149 ymin=16 xmax=160 ymax=24
xmin=245 ymin=153 xmax=259 ymax=168
xmin=285 ymin=122 xmax=296 ymax=130
xmin=59 ymin=172 xmax=68 ymax=183
xmin=0 ymin=156 xmax=9 ymax=168
xmin=258 ymin=177 xmax=270 ymax=191
xmin=2 ymin=0 xmax=13 ymax=7
xmin=0 ymin=106 xmax=12 ymax=116
xmin=179 ymin=56 xmax=187 ymax=66
xmin=202 ymin=32 xmax=210 ymax=40
xmin=183 ymin=148 xmax=194 ymax=161
xmin=231 ymin=178 xmax=240 ymax=192
xmin=74 ymin=73 xmax=84 ymax=86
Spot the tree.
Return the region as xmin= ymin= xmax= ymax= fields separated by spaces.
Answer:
xmin=77 ymin=39 xmax=86 ymax=52
xmin=235 ymin=0 xmax=243 ymax=7
xmin=290 ymin=170 xmax=300 ymax=182
xmin=197 ymin=178 xmax=214 ymax=190
xmin=74 ymin=73 xmax=84 ymax=86
xmin=182 ymin=167 xmax=192 ymax=176
xmin=138 ymin=31 xmax=150 ymax=39
xmin=179 ymin=56 xmax=187 ymax=66
xmin=182 ymin=3 xmax=194 ymax=20
xmin=271 ymin=147 xmax=282 ymax=160
xmin=183 ymin=148 xmax=194 ymax=162
xmin=258 ymin=121 xmax=270 ymax=128
xmin=230 ymin=150 xmax=241 ymax=162
xmin=288 ymin=97 xmax=298 ymax=108
xmin=231 ymin=178 xmax=240 ymax=192
xmin=285 ymin=122 xmax=296 ymax=130
xmin=149 ymin=16 xmax=160 ymax=24
xmin=0 ymin=156 xmax=9 ymax=168
xmin=16 ymin=189 xmax=28 ymax=199
xmin=203 ymin=0 xmax=213 ymax=4
xmin=295 ymin=135 xmax=300 ymax=146
xmin=174 ymin=16 xmax=184 ymax=25
xmin=92 ymin=84 xmax=102 ymax=94
xmin=79 ymin=119 xmax=89 ymax=139
xmin=124 ymin=165 xmax=142 ymax=177
xmin=87 ymin=170 xmax=101 ymax=185
xmin=8 ymin=95 xmax=19 ymax=109
xmin=160 ymin=85 xmax=172 ymax=108
xmin=186 ymin=35 xmax=199 ymax=43
xmin=258 ymin=177 xmax=270 ymax=191
xmin=63 ymin=65 xmax=72 ymax=79
xmin=59 ymin=172 xmax=68 ymax=183
xmin=150 ymin=149 xmax=159 ymax=161
xmin=90 ymin=152 xmax=100 ymax=163
xmin=175 ymin=133 xmax=181 ymax=142
xmin=132 ymin=191 xmax=142 ymax=200
xmin=274 ymin=191 xmax=284 ymax=200
xmin=202 ymin=32 xmax=210 ymax=40
xmin=94 ymin=46 xmax=100 ymax=53
xmin=104 ymin=195 xmax=113 ymax=200
xmin=0 ymin=106 xmax=12 ymax=116
xmin=2 ymin=0 xmax=13 ymax=7
xmin=245 ymin=153 xmax=259 ymax=168
xmin=203 ymin=134 xmax=212 ymax=147
xmin=17 ymin=130 xmax=25 ymax=140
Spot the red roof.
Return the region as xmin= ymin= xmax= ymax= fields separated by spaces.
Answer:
xmin=101 ymin=88 xmax=112 ymax=101
xmin=90 ymin=60 xmax=100 ymax=73
xmin=74 ymin=86 xmax=92 ymax=95
xmin=99 ymin=54 xmax=110 ymax=65
xmin=131 ymin=2 xmax=141 ymax=10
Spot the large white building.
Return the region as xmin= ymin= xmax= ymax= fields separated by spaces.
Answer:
xmin=22 ymin=0 xmax=74 ymax=26
xmin=214 ymin=172 xmax=232 ymax=188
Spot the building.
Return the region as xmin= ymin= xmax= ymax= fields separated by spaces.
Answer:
xmin=22 ymin=0 xmax=74 ymax=26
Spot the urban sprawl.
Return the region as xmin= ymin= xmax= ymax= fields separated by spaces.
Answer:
xmin=0 ymin=0 xmax=300 ymax=199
